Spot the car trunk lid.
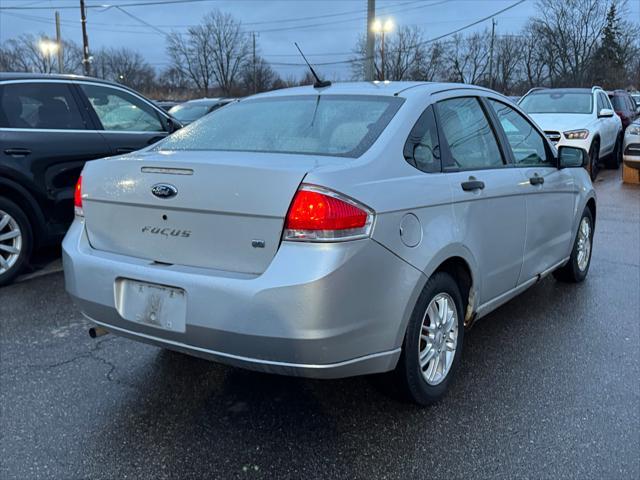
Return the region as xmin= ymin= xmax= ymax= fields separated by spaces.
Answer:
xmin=82 ymin=151 xmax=334 ymax=274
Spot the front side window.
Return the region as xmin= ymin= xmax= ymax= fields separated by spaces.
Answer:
xmin=404 ymin=105 xmax=441 ymax=173
xmin=519 ymin=92 xmax=593 ymax=114
xmin=436 ymin=97 xmax=504 ymax=170
xmin=488 ymin=99 xmax=551 ymax=167
xmin=157 ymin=95 xmax=404 ymax=158
xmin=597 ymin=94 xmax=605 ymax=112
xmin=80 ymin=83 xmax=164 ymax=132
xmin=0 ymin=82 xmax=86 ymax=130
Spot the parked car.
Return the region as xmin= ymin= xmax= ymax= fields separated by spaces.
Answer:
xmin=519 ymin=86 xmax=623 ymax=179
xmin=64 ymin=82 xmax=596 ymax=405
xmin=0 ymin=73 xmax=181 ymax=285
xmin=607 ymin=90 xmax=640 ymax=131
xmin=155 ymin=100 xmax=179 ymax=112
xmin=623 ymin=120 xmax=640 ymax=170
xmin=168 ymin=98 xmax=235 ymax=125
xmin=628 ymin=92 xmax=640 ymax=110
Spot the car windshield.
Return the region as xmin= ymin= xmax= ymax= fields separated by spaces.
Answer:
xmin=519 ymin=92 xmax=593 ymax=114
xmin=156 ymin=95 xmax=404 ymax=158
xmin=168 ymin=103 xmax=213 ymax=123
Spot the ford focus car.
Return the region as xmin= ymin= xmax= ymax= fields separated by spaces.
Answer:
xmin=63 ymin=82 xmax=596 ymax=405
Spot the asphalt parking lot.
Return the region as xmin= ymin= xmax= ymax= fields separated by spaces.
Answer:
xmin=1 ymin=170 xmax=638 ymax=479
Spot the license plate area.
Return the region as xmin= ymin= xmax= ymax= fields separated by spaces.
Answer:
xmin=114 ymin=279 xmax=187 ymax=333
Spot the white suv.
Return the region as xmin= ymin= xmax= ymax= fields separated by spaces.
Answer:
xmin=519 ymin=87 xmax=623 ymax=179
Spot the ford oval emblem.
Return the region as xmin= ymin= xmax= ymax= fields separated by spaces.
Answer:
xmin=151 ymin=183 xmax=178 ymax=199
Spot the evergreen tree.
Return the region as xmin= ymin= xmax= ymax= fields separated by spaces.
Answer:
xmin=591 ymin=2 xmax=626 ymax=88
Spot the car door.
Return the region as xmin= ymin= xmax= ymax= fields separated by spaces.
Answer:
xmin=486 ymin=98 xmax=577 ymax=283
xmin=76 ymin=82 xmax=171 ymax=155
xmin=434 ymin=95 xmax=527 ymax=305
xmin=0 ymin=80 xmax=111 ymax=227
xmin=600 ymin=93 xmax=619 ymax=152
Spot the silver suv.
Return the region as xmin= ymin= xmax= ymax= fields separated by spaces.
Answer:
xmin=519 ymin=86 xmax=623 ymax=180
xmin=63 ymin=82 xmax=596 ymax=405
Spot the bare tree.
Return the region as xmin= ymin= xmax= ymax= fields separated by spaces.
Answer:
xmin=1 ymin=34 xmax=83 ymax=74
xmin=518 ymin=22 xmax=550 ymax=90
xmin=167 ymin=10 xmax=250 ymax=95
xmin=446 ymin=32 xmax=491 ymax=84
xmin=239 ymin=56 xmax=279 ymax=93
xmin=493 ymin=35 xmax=524 ymax=94
xmin=532 ymin=0 xmax=608 ymax=86
xmin=93 ymin=47 xmax=155 ymax=91
xmin=415 ymin=42 xmax=446 ymax=81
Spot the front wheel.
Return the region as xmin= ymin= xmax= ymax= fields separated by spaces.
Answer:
xmin=395 ymin=272 xmax=465 ymax=405
xmin=553 ymin=208 xmax=594 ymax=283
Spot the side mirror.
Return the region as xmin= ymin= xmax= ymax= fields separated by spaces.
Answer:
xmin=558 ymin=146 xmax=588 ymax=168
xmin=598 ymin=108 xmax=615 ymax=118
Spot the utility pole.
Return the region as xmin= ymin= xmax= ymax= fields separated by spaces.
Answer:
xmin=252 ymin=32 xmax=257 ymax=94
xmin=79 ymin=0 xmax=91 ymax=76
xmin=55 ymin=11 xmax=63 ymax=73
xmin=488 ymin=18 xmax=496 ymax=90
xmin=365 ymin=0 xmax=375 ymax=81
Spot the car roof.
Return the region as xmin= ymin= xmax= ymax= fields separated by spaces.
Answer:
xmin=527 ymin=88 xmax=594 ymax=94
xmin=183 ymin=98 xmax=232 ymax=105
xmin=0 ymin=72 xmax=126 ymax=88
xmin=249 ymin=81 xmax=501 ymax=101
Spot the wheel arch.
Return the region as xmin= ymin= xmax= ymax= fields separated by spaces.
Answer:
xmin=0 ymin=178 xmax=46 ymax=245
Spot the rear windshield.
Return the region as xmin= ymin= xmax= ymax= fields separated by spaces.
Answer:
xmin=156 ymin=95 xmax=404 ymax=158
xmin=168 ymin=103 xmax=213 ymax=123
xmin=519 ymin=92 xmax=593 ymax=114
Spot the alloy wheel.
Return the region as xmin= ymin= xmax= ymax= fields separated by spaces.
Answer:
xmin=0 ymin=209 xmax=22 ymax=275
xmin=418 ymin=292 xmax=458 ymax=386
xmin=576 ymin=216 xmax=591 ymax=272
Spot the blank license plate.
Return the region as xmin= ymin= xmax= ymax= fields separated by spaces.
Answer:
xmin=115 ymin=279 xmax=187 ymax=333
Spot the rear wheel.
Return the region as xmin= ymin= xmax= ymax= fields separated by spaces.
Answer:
xmin=553 ymin=207 xmax=594 ymax=283
xmin=588 ymin=141 xmax=600 ymax=181
xmin=606 ymin=134 xmax=622 ymax=169
xmin=0 ymin=198 xmax=33 ymax=286
xmin=395 ymin=272 xmax=464 ymax=406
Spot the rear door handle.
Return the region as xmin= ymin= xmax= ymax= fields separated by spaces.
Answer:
xmin=529 ymin=175 xmax=544 ymax=185
xmin=461 ymin=179 xmax=485 ymax=191
xmin=4 ymin=148 xmax=31 ymax=157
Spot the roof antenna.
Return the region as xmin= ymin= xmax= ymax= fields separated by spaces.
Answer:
xmin=294 ymin=42 xmax=331 ymax=89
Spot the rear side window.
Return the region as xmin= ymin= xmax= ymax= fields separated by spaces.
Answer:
xmin=0 ymin=82 xmax=86 ymax=130
xmin=404 ymin=105 xmax=441 ymax=173
xmin=436 ymin=97 xmax=504 ymax=170
xmin=80 ymin=83 xmax=164 ymax=132
xmin=156 ymin=95 xmax=404 ymax=158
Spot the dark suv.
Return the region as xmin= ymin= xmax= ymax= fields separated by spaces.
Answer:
xmin=0 ymin=73 xmax=181 ymax=285
xmin=607 ymin=90 xmax=639 ymax=131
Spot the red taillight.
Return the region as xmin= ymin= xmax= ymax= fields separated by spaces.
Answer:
xmin=284 ymin=185 xmax=373 ymax=241
xmin=74 ymin=175 xmax=84 ymax=217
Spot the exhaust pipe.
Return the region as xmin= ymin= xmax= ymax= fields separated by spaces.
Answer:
xmin=88 ymin=326 xmax=109 ymax=338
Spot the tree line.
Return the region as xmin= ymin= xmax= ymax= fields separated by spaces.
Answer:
xmin=0 ymin=0 xmax=638 ymax=99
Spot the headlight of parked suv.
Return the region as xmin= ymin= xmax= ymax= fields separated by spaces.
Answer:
xmin=627 ymin=125 xmax=640 ymax=135
xmin=563 ymin=129 xmax=590 ymax=140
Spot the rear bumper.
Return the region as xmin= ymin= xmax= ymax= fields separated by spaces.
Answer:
xmin=62 ymin=220 xmax=422 ymax=378
xmin=623 ymin=142 xmax=640 ymax=167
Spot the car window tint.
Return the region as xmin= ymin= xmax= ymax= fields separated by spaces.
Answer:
xmin=596 ymin=94 xmax=605 ymax=111
xmin=0 ymin=82 xmax=86 ymax=130
xmin=404 ymin=105 xmax=441 ymax=173
xmin=80 ymin=83 xmax=163 ymax=132
xmin=437 ymin=97 xmax=503 ymax=170
xmin=488 ymin=99 xmax=551 ymax=167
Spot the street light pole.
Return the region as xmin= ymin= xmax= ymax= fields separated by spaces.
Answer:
xmin=381 ymin=29 xmax=385 ymax=81
xmin=365 ymin=0 xmax=375 ymax=81
xmin=372 ymin=18 xmax=393 ymax=81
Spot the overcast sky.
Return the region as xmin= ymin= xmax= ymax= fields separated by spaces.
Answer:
xmin=1 ymin=0 xmax=639 ymax=79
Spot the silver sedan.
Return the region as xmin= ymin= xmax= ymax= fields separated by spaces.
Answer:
xmin=63 ymin=82 xmax=596 ymax=405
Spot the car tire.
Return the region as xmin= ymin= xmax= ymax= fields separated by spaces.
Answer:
xmin=553 ymin=207 xmax=594 ymax=283
xmin=606 ymin=134 xmax=622 ymax=169
xmin=395 ymin=272 xmax=465 ymax=406
xmin=588 ymin=140 xmax=600 ymax=181
xmin=0 ymin=197 xmax=33 ymax=286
